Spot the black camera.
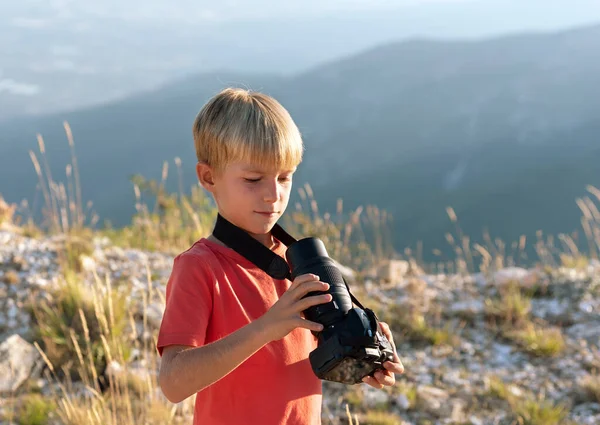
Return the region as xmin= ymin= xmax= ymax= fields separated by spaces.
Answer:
xmin=286 ymin=237 xmax=395 ymax=385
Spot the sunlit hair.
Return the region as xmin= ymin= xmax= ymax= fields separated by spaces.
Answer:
xmin=193 ymin=87 xmax=303 ymax=173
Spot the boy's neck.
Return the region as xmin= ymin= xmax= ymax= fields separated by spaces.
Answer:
xmin=208 ymin=232 xmax=277 ymax=250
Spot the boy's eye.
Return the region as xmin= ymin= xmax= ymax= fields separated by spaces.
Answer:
xmin=244 ymin=178 xmax=261 ymax=183
xmin=279 ymin=176 xmax=292 ymax=183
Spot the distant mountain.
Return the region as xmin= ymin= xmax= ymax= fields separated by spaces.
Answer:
xmin=2 ymin=24 xmax=600 ymax=262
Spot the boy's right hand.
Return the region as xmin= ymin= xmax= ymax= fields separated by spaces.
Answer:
xmin=258 ymin=273 xmax=332 ymax=342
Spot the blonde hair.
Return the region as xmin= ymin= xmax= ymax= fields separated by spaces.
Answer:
xmin=193 ymin=87 xmax=303 ymax=173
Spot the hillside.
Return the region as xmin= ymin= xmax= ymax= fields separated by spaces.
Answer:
xmin=2 ymin=24 xmax=600 ymax=260
xmin=1 ymin=226 xmax=599 ymax=424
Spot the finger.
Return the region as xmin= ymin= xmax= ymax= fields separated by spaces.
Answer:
xmin=295 ymin=293 xmax=332 ymax=312
xmin=295 ymin=317 xmax=324 ymax=332
xmin=291 ymin=280 xmax=330 ymax=300
xmin=374 ymin=370 xmax=395 ymax=386
xmin=362 ymin=375 xmax=384 ymax=389
xmin=291 ymin=273 xmax=320 ymax=287
xmin=384 ymin=360 xmax=404 ymax=374
xmin=379 ymin=321 xmax=394 ymax=343
xmin=378 ymin=321 xmax=402 ymax=365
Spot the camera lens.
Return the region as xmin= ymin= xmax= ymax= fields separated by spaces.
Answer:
xmin=286 ymin=238 xmax=353 ymax=327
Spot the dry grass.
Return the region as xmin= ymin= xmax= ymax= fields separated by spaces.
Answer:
xmin=504 ymin=321 xmax=565 ymax=357
xmin=282 ymin=183 xmax=395 ymax=272
xmin=485 ymin=283 xmax=532 ymax=326
xmin=384 ymin=306 xmax=460 ymax=348
xmin=102 ymin=161 xmax=218 ymax=255
xmin=424 ymin=185 xmax=600 ymax=276
xmin=361 ymin=411 xmax=404 ymax=425
xmin=484 ymin=375 xmax=570 ymax=425
xmin=26 ymin=264 xmax=195 ymax=425
xmin=28 ymin=267 xmax=130 ymax=383
xmin=0 ymin=194 xmax=17 ymax=225
xmin=578 ymin=370 xmax=600 ymax=403
xmin=510 ymin=394 xmax=570 ymax=425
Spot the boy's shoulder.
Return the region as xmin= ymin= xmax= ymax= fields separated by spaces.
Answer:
xmin=174 ymin=238 xmax=219 ymax=265
xmin=173 ymin=237 xmax=241 ymax=270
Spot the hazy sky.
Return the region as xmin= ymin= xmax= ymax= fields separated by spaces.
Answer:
xmin=4 ymin=0 xmax=600 ymax=29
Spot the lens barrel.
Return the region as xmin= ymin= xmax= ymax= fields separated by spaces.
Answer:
xmin=286 ymin=237 xmax=354 ymax=327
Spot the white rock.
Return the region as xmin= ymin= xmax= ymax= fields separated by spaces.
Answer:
xmin=568 ymin=321 xmax=600 ymax=345
xmin=492 ymin=267 xmax=539 ymax=289
xmin=0 ymin=334 xmax=42 ymax=393
xmin=145 ymin=301 xmax=165 ymax=330
xmin=105 ymin=360 xmax=123 ymax=378
xmin=449 ymin=299 xmax=485 ymax=316
xmin=531 ymin=299 xmax=570 ymax=320
xmin=361 ymin=385 xmax=389 ymax=408
xmin=490 ymin=343 xmax=515 ymax=368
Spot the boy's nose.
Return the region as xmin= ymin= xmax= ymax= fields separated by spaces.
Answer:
xmin=263 ymin=180 xmax=280 ymax=202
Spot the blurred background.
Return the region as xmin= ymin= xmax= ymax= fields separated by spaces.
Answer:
xmin=2 ymin=3 xmax=600 ymax=425
xmin=2 ymin=0 xmax=600 ymax=262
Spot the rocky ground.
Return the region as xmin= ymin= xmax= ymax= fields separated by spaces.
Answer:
xmin=1 ymin=226 xmax=599 ymax=425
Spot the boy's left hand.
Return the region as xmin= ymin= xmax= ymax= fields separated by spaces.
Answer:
xmin=362 ymin=321 xmax=404 ymax=389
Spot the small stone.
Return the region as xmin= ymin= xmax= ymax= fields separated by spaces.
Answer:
xmin=416 ymin=385 xmax=450 ymax=417
xmin=6 ymin=299 xmax=17 ymax=320
xmin=579 ymin=300 xmax=595 ymax=314
xmin=396 ymin=393 xmax=411 ymax=410
xmin=460 ymin=341 xmax=476 ymax=356
xmin=449 ymin=299 xmax=485 ymax=317
xmin=362 ymin=385 xmax=390 ymax=408
xmin=80 ymin=255 xmax=96 ymax=272
xmin=468 ymin=416 xmax=484 ymax=425
xmin=450 ymin=398 xmax=467 ymax=423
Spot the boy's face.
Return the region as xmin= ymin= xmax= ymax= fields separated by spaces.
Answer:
xmin=197 ymin=160 xmax=296 ymax=238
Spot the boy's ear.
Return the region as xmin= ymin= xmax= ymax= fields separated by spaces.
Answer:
xmin=196 ymin=162 xmax=216 ymax=193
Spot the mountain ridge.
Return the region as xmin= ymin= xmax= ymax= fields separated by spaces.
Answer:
xmin=2 ymin=23 xmax=600 ymax=261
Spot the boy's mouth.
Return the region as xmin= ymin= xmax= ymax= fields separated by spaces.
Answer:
xmin=255 ymin=211 xmax=278 ymax=217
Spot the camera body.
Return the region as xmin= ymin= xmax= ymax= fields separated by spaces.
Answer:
xmin=286 ymin=237 xmax=395 ymax=385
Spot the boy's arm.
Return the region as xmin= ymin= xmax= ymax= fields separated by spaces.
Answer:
xmin=159 ymin=273 xmax=331 ymax=403
xmin=159 ymin=319 xmax=270 ymax=404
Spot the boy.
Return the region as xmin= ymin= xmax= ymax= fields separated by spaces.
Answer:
xmin=157 ymin=87 xmax=404 ymax=424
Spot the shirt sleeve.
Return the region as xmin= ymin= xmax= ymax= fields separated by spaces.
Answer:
xmin=156 ymin=252 xmax=214 ymax=356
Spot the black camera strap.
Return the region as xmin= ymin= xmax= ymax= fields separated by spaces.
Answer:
xmin=212 ymin=213 xmax=366 ymax=310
